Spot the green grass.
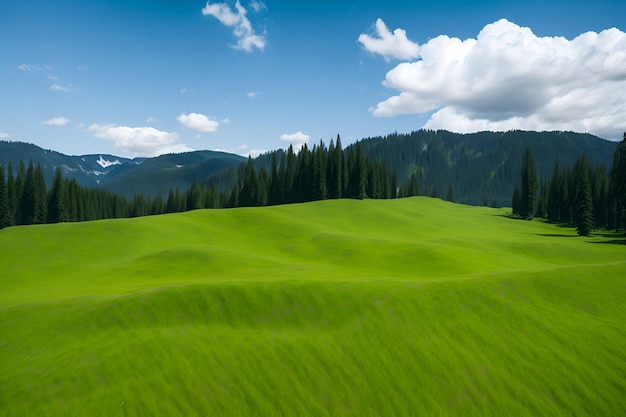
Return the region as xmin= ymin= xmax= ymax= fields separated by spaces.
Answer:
xmin=1 ymin=197 xmax=625 ymax=416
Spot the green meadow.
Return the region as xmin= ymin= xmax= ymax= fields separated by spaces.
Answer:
xmin=1 ymin=197 xmax=625 ymax=416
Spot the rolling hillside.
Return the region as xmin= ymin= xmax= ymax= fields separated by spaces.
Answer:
xmin=1 ymin=198 xmax=625 ymax=416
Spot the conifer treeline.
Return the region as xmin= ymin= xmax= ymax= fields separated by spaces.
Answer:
xmin=0 ymin=161 xmax=132 ymax=228
xmin=229 ymin=137 xmax=404 ymax=208
xmin=512 ymin=137 xmax=626 ymax=235
xmin=0 ymin=136 xmax=409 ymax=229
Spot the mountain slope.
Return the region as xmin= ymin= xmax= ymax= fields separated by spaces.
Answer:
xmin=357 ymin=130 xmax=618 ymax=206
xmin=0 ymin=140 xmax=137 ymax=187
xmin=0 ymin=141 xmax=245 ymax=197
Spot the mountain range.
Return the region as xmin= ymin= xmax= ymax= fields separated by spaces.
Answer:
xmin=1 ymin=130 xmax=619 ymax=206
xmin=0 ymin=141 xmax=245 ymax=198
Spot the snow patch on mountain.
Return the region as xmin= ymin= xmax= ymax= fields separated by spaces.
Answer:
xmin=97 ymin=155 xmax=121 ymax=168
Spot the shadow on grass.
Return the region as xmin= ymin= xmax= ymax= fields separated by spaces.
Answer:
xmin=497 ymin=213 xmax=626 ymax=244
xmin=590 ymin=239 xmax=626 ymax=245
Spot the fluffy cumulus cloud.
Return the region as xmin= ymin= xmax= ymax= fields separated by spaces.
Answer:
xmin=42 ymin=116 xmax=70 ymax=126
xmin=358 ymin=19 xmax=420 ymax=61
xmin=280 ymin=131 xmax=310 ymax=151
xmin=177 ymin=112 xmax=220 ymax=133
xmin=88 ymin=123 xmax=190 ymax=157
xmin=202 ymin=0 xmax=266 ymax=52
xmin=364 ymin=19 xmax=626 ymax=140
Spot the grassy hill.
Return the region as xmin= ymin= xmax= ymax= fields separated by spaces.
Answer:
xmin=1 ymin=198 xmax=625 ymax=416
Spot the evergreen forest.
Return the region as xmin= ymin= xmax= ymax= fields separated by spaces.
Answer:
xmin=2 ymin=132 xmax=625 ymax=235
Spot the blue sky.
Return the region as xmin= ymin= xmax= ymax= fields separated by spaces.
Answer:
xmin=1 ymin=0 xmax=625 ymax=158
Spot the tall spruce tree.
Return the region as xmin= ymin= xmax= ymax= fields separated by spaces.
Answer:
xmin=576 ymin=172 xmax=594 ymax=236
xmin=520 ymin=146 xmax=537 ymax=219
xmin=610 ymin=133 xmax=626 ymax=232
xmin=0 ymin=165 xmax=8 ymax=229
xmin=5 ymin=163 xmax=16 ymax=227
xmin=48 ymin=167 xmax=68 ymax=223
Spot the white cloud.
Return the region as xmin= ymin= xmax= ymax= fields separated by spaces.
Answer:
xmin=247 ymin=91 xmax=261 ymax=98
xmin=202 ymin=0 xmax=267 ymax=52
xmin=43 ymin=116 xmax=70 ymax=126
xmin=0 ymin=132 xmax=11 ymax=139
xmin=177 ymin=112 xmax=220 ymax=133
xmin=88 ymin=123 xmax=186 ymax=157
xmin=280 ymin=131 xmax=310 ymax=151
xmin=358 ymin=19 xmax=420 ymax=61
xmin=18 ymin=64 xmax=39 ymax=72
xmin=249 ymin=1 xmax=266 ymax=13
xmin=367 ymin=19 xmax=626 ymax=140
xmin=146 ymin=116 xmax=157 ymax=123
xmin=50 ymin=84 xmax=71 ymax=92
xmin=179 ymin=87 xmax=189 ymax=95
xmin=221 ymin=118 xmax=232 ymax=124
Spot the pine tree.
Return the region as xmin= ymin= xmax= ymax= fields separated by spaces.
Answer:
xmin=547 ymin=163 xmax=561 ymax=221
xmin=355 ymin=143 xmax=367 ymax=199
xmin=446 ymin=185 xmax=455 ymax=203
xmin=334 ymin=135 xmax=343 ymax=199
xmin=48 ymin=167 xmax=68 ymax=223
xmin=240 ymin=157 xmax=258 ymax=206
xmin=576 ymin=173 xmax=594 ymax=236
xmin=520 ymin=147 xmax=537 ymax=219
xmin=512 ymin=185 xmax=521 ymax=216
xmin=19 ymin=162 xmax=37 ymax=224
xmin=0 ymin=165 xmax=8 ymax=229
xmin=610 ymin=133 xmax=626 ymax=232
xmin=34 ymin=163 xmax=47 ymax=223
xmin=391 ymin=171 xmax=398 ymax=199
xmin=5 ymin=163 xmax=16 ymax=227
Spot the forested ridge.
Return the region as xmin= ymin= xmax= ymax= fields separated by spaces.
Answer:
xmin=0 ymin=136 xmax=408 ymax=228
xmin=1 ymin=130 xmax=623 ymax=233
xmin=512 ymin=135 xmax=626 ymax=234
xmin=357 ymin=130 xmax=616 ymax=206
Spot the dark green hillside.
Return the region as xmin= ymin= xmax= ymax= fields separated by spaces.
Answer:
xmin=0 ymin=141 xmax=135 ymax=187
xmin=101 ymin=150 xmax=245 ymax=198
xmin=357 ymin=130 xmax=617 ymax=206
xmin=0 ymin=142 xmax=245 ymax=198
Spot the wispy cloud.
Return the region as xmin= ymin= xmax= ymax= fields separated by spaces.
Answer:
xmin=202 ymin=0 xmax=267 ymax=52
xmin=247 ymin=91 xmax=261 ymax=98
xmin=358 ymin=19 xmax=420 ymax=61
xmin=249 ymin=1 xmax=266 ymax=13
xmin=365 ymin=18 xmax=626 ymax=140
xmin=18 ymin=64 xmax=39 ymax=72
xmin=280 ymin=131 xmax=310 ymax=151
xmin=88 ymin=123 xmax=189 ymax=157
xmin=50 ymin=84 xmax=71 ymax=93
xmin=43 ymin=116 xmax=70 ymax=126
xmin=177 ymin=112 xmax=220 ymax=133
xmin=0 ymin=132 xmax=11 ymax=139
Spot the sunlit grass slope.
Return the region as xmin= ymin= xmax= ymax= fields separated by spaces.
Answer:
xmin=1 ymin=197 xmax=625 ymax=416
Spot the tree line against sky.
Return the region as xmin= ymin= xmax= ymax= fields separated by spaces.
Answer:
xmin=2 ymin=134 xmax=625 ymax=236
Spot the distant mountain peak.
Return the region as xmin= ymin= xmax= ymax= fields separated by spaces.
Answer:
xmin=97 ymin=155 xmax=122 ymax=168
